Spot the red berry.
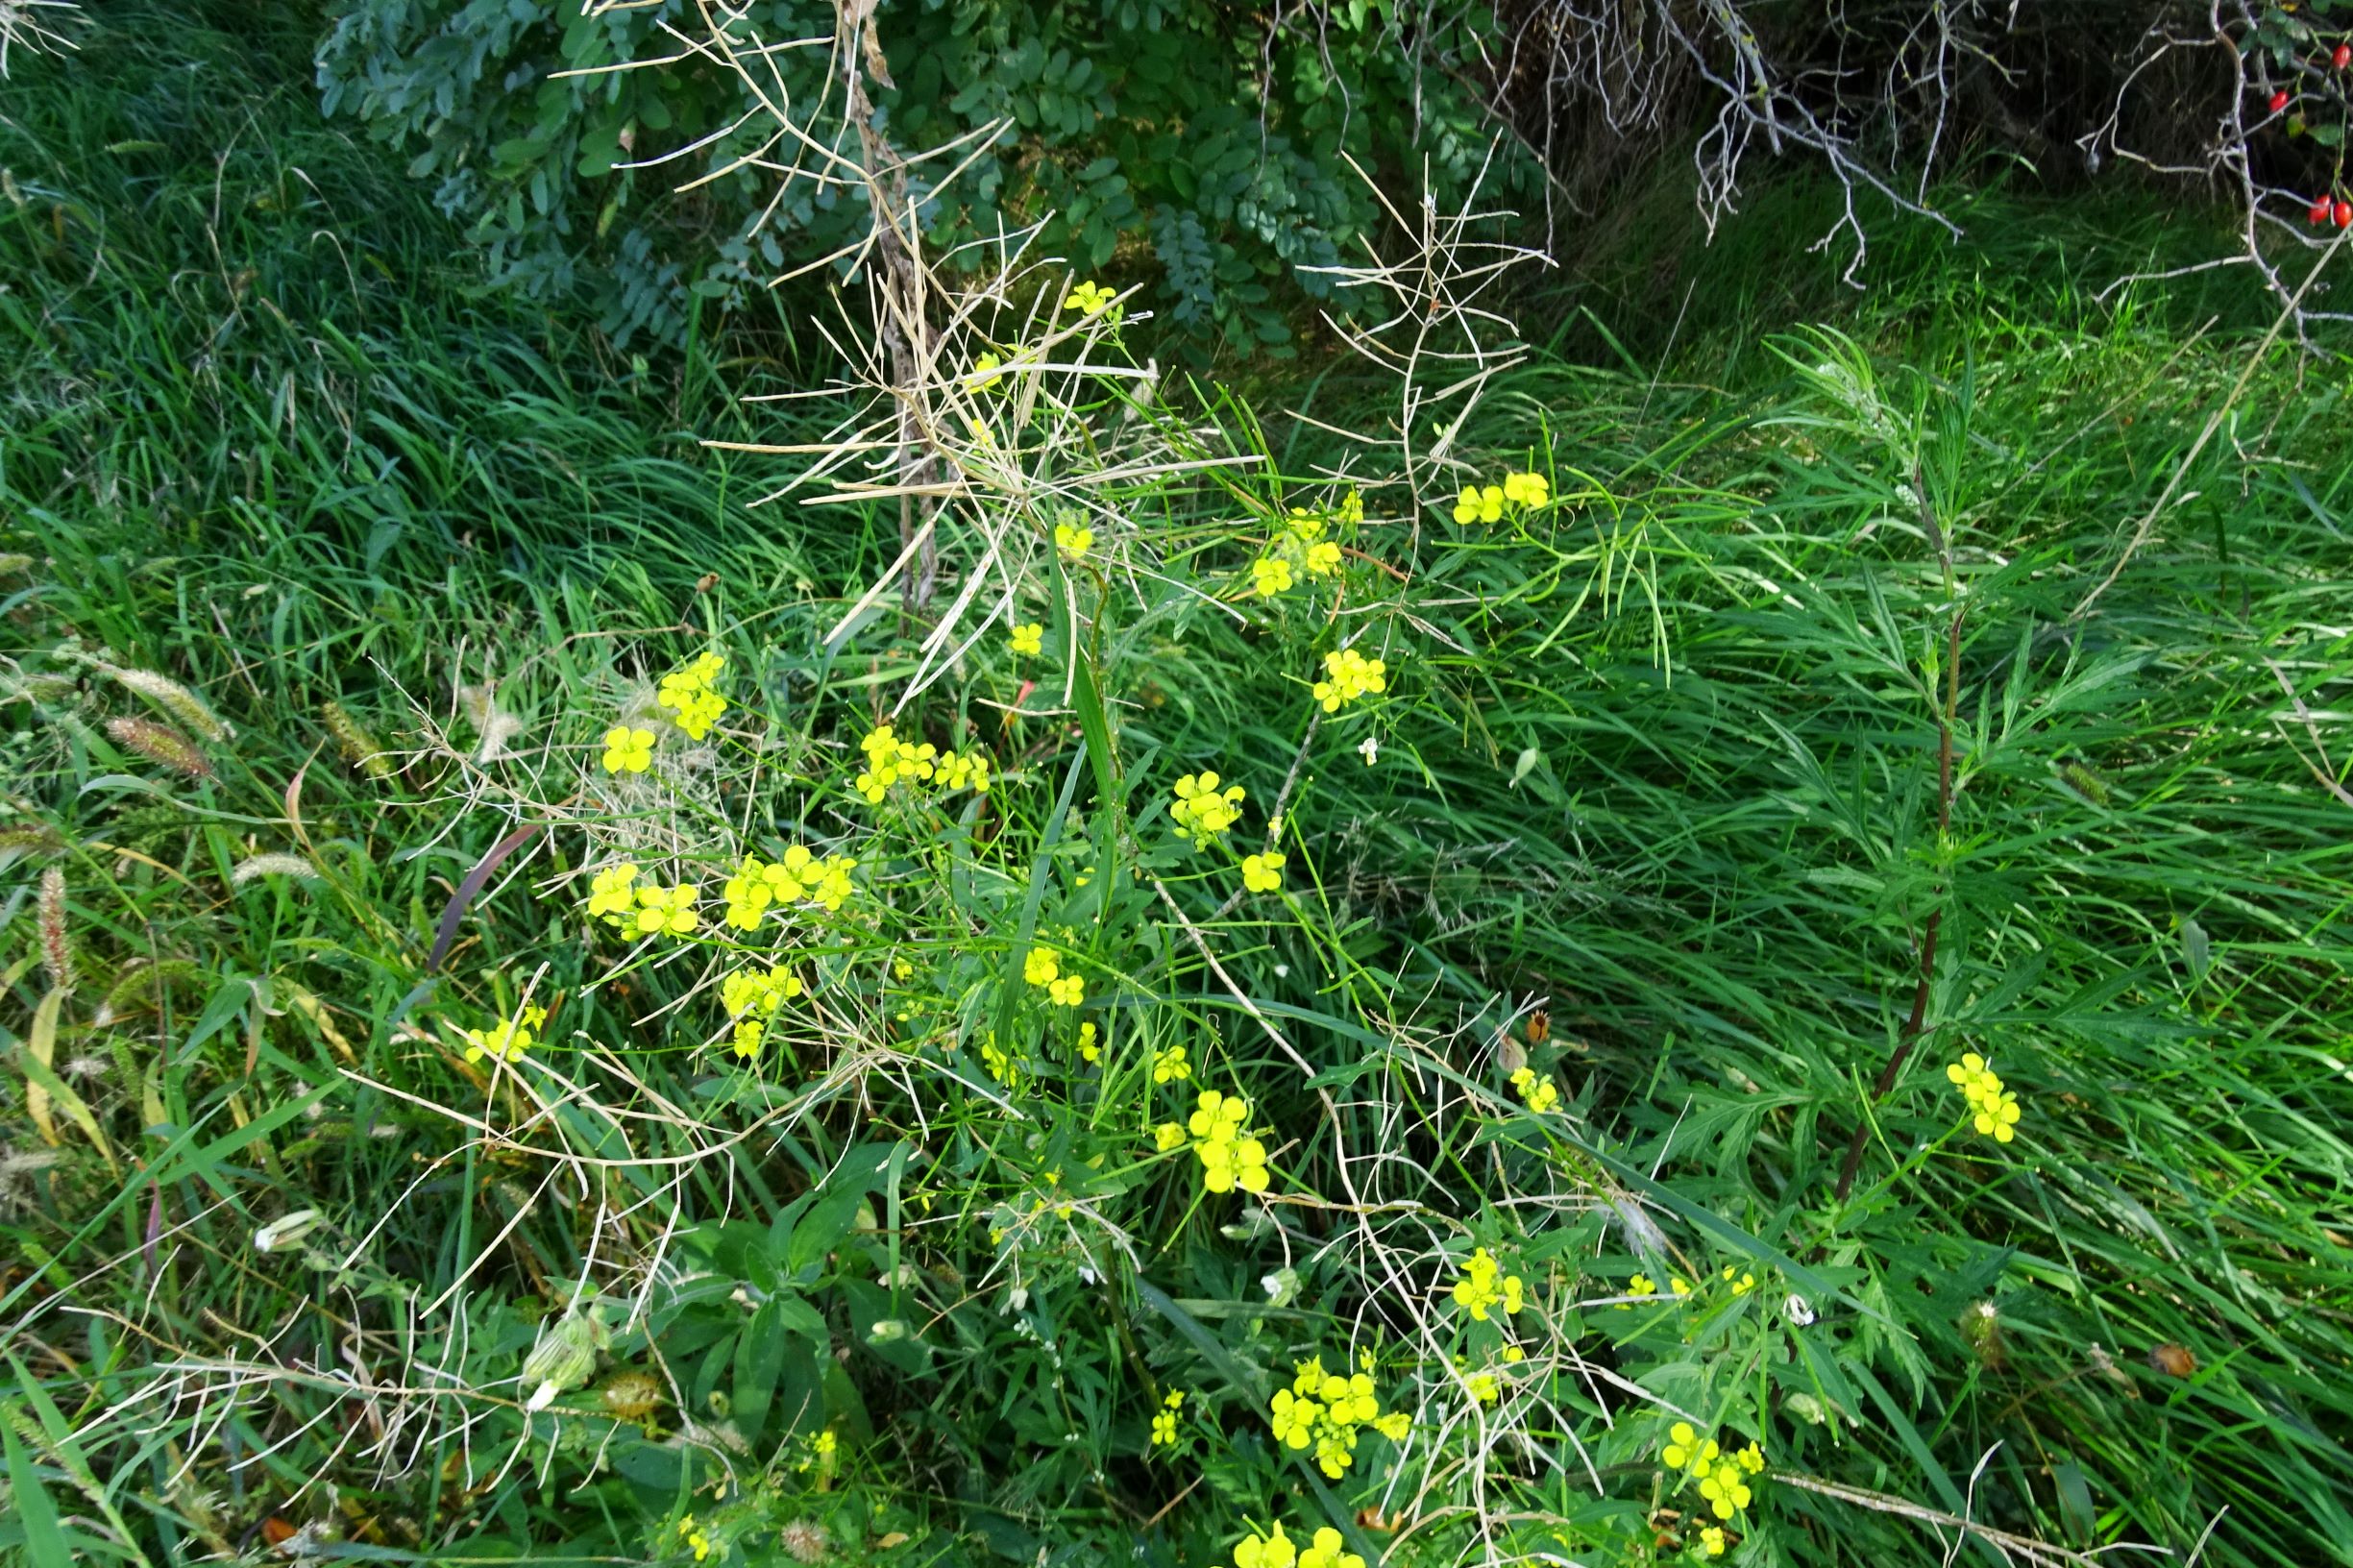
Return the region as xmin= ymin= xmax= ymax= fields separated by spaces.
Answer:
xmin=2336 ymin=42 xmax=2352 ymax=69
xmin=2271 ymin=89 xmax=2292 ymax=112
xmin=2314 ymin=196 xmax=2336 ymax=224
xmin=2338 ymin=199 xmax=2353 ymax=229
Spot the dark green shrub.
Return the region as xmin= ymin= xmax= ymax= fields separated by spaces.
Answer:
xmin=316 ymin=0 xmax=1519 ymax=349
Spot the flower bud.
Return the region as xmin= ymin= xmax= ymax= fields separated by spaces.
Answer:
xmin=522 ymin=1313 xmax=601 ymax=1409
xmin=253 ymin=1209 xmax=324 ymax=1254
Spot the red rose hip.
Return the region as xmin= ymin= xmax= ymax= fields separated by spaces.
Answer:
xmin=2337 ymin=42 xmax=2352 ymax=69
xmin=2314 ymin=195 xmax=2336 ymax=224
xmin=2270 ymin=89 xmax=2292 ymax=112
xmin=2338 ymin=199 xmax=2353 ymax=229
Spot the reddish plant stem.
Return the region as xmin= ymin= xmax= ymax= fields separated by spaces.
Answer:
xmin=1834 ymin=525 xmax=1963 ymax=1205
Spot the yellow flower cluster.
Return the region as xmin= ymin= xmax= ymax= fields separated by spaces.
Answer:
xmin=589 ymin=869 xmax=701 ymax=939
xmin=1267 ymin=1354 xmax=1412 ymax=1478
xmin=1161 ymin=1089 xmax=1270 ymax=1193
xmin=1022 ymin=945 xmax=1085 ymax=1008
xmin=1451 ymin=471 xmax=1550 ymax=524
xmin=601 ymin=725 xmax=654 ymax=773
xmin=1311 ymin=649 xmax=1387 ymax=713
xmin=1249 ymin=506 xmax=1348 ymax=599
xmin=722 ymin=846 xmax=858 ymax=928
xmin=1947 ymin=1051 xmax=2022 ymax=1142
xmin=463 ymin=1002 xmax=547 ymax=1065
xmin=854 ymin=723 xmax=991 ymax=806
xmin=656 ymin=652 xmax=727 ymax=740
xmin=1150 ymin=1388 xmax=1185 ymax=1447
xmin=677 ymin=1515 xmax=712 ymax=1563
xmin=1054 ymin=520 xmax=1094 ymax=560
xmin=1241 ymin=851 xmax=1286 ymax=893
xmin=1170 ymin=772 xmax=1246 ymax=847
xmin=1065 ymin=279 xmax=1117 ymax=318
xmin=1450 ymin=1247 xmax=1526 ymax=1320
xmin=1663 ymin=1426 xmax=1764 ymax=1521
xmin=721 ymin=964 xmax=803 ymax=1058
xmin=1227 ymin=1523 xmax=1362 ymax=1568
xmin=1010 ymin=621 xmax=1043 ymax=657
xmin=1508 ymin=1066 xmax=1558 ymax=1113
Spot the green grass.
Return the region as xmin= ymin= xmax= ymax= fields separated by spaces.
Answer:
xmin=5 ymin=7 xmax=2353 ymax=1568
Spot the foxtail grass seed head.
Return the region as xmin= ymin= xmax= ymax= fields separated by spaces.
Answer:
xmin=321 ymin=701 xmax=395 ymax=780
xmin=231 ymin=853 xmax=319 ymax=886
xmin=37 ymin=865 xmax=70 ymax=990
xmin=98 ymin=663 xmax=232 ymax=741
xmin=105 ymin=716 xmax=212 ymax=777
xmin=0 ymin=821 xmax=65 ymax=864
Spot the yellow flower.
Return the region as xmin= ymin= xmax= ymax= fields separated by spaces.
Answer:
xmin=1047 ymin=974 xmax=1085 ymax=1008
xmin=1311 ymin=648 xmax=1387 ymax=713
xmin=1699 ymin=1460 xmax=1753 ymax=1520
xmin=1251 ymin=554 xmax=1295 ymax=597
xmin=1303 ymin=540 xmax=1343 ymax=576
xmin=1621 ymin=1273 xmax=1657 ymax=1310
xmin=1152 ymin=1044 xmax=1191 ymax=1083
xmin=1508 ymin=1065 xmax=1558 ymax=1113
xmin=1450 ymin=1247 xmax=1525 ymax=1320
xmin=461 ymin=1006 xmax=540 ymax=1065
xmin=1949 ymin=1052 xmax=2023 ymax=1142
xmin=1153 ymin=1121 xmax=1186 ymax=1152
xmin=631 ymin=883 xmax=699 ymax=937
xmin=1170 ymin=771 xmax=1246 ymax=846
xmin=1232 ymin=1523 xmax=1295 ymax=1568
xmin=731 ymin=1018 xmax=764 ymax=1059
xmin=656 ymin=653 xmax=727 ymax=740
xmin=965 ymin=415 xmax=996 ymax=451
xmin=1054 ymin=521 xmax=1094 ymax=561
xmin=1699 ymin=1525 xmax=1728 ymax=1557
xmin=1661 ymin=1421 xmax=1708 ymax=1472
xmin=1010 ymin=622 xmax=1043 ymax=656
xmin=723 ymin=858 xmax=774 ymax=930
xmin=1670 ymin=1275 xmax=1693 ymax=1297
xmin=586 ymin=862 xmax=639 ymax=923
xmin=1150 ymin=1407 xmax=1178 ymax=1446
xmin=1296 ymin=1527 xmax=1362 ymax=1568
xmin=1269 ymin=1388 xmax=1320 ymax=1448
xmin=1241 ymin=852 xmax=1286 ymax=893
xmin=1502 ymin=471 xmax=1551 ymax=507
xmin=1465 ymin=1369 xmax=1498 ymax=1404
xmin=1078 ymin=1021 xmax=1101 ymax=1062
xmin=1734 ymin=1441 xmax=1765 ymax=1475
xmin=1064 ymin=280 xmax=1117 ymax=318
xmin=1023 ymin=948 xmax=1062 ymax=987
xmin=1451 ymin=484 xmax=1505 ymax=525
xmin=968 ymin=351 xmax=1003 ymax=391
xmin=601 ymin=725 xmax=655 ymax=773
xmin=678 ymin=1516 xmax=712 ymax=1563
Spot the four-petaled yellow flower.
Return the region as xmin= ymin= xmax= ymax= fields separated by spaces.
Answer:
xmin=601 ymin=725 xmax=655 ymax=773
xmin=1699 ymin=1526 xmax=1728 ymax=1557
xmin=1150 ymin=1388 xmax=1185 ymax=1447
xmin=587 ymin=862 xmax=640 ymax=924
xmin=1065 ymin=280 xmax=1117 ymax=318
xmin=678 ymin=1516 xmax=712 ymax=1563
xmin=1722 ymin=1263 xmax=1756 ymax=1295
xmin=968 ymin=351 xmax=1003 ymax=392
xmin=1241 ymin=852 xmax=1286 ymax=893
xmin=1047 ymin=973 xmax=1085 ymax=1008
xmin=1311 ymin=648 xmax=1387 ymax=713
xmin=1617 ymin=1272 xmax=1656 ymax=1311
xmin=1079 ymin=1021 xmax=1101 ymax=1062
xmin=1452 ymin=484 xmax=1505 ymax=525
xmin=1662 ymin=1421 xmax=1719 ymax=1475
xmin=1153 ymin=1043 xmax=1192 ymax=1083
xmin=1699 ymin=1459 xmax=1754 ymax=1520
xmin=1502 ymin=471 xmax=1551 ymax=507
xmin=1231 ymin=1522 xmax=1294 ymax=1568
xmin=1252 ymin=554 xmax=1295 ymax=598
xmin=1508 ymin=1065 xmax=1558 ymax=1113
xmin=631 ymin=883 xmax=699 ymax=937
xmin=1054 ymin=521 xmax=1094 ymax=561
xmin=1304 ymin=540 xmax=1343 ymax=576
xmin=1010 ymin=622 xmax=1043 ymax=656
xmin=1153 ymin=1121 xmax=1187 ymax=1152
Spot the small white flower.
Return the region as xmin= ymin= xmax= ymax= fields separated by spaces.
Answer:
xmin=1784 ymin=1293 xmax=1817 ymax=1327
xmin=1357 ymin=735 xmax=1379 ymax=766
